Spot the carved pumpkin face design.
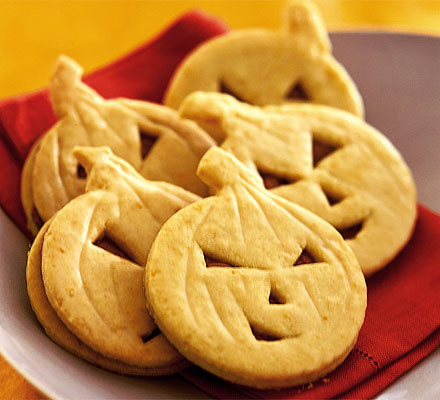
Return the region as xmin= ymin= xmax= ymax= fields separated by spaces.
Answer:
xmin=145 ymin=147 xmax=366 ymax=388
xmin=34 ymin=146 xmax=198 ymax=373
xmin=179 ymin=92 xmax=417 ymax=275
xmin=26 ymin=218 xmax=189 ymax=376
xmin=22 ymin=55 xmax=214 ymax=236
xmin=164 ymin=0 xmax=363 ymax=117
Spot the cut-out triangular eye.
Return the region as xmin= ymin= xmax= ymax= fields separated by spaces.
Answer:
xmin=204 ymin=254 xmax=234 ymax=268
xmin=250 ymin=323 xmax=283 ymax=342
xmin=140 ymin=130 xmax=158 ymax=159
xmin=338 ymin=222 xmax=363 ymax=240
xmin=258 ymin=169 xmax=297 ymax=190
xmin=294 ymin=248 xmax=316 ymax=266
xmin=93 ymin=234 xmax=135 ymax=262
xmin=269 ymin=289 xmax=285 ymax=305
xmin=321 ymin=187 xmax=344 ymax=206
xmin=312 ymin=138 xmax=339 ymax=167
xmin=140 ymin=327 xmax=161 ymax=343
xmin=285 ymin=81 xmax=310 ymax=101
xmin=77 ymin=164 xmax=87 ymax=179
xmin=219 ymin=81 xmax=246 ymax=103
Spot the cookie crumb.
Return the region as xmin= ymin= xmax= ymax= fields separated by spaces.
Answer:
xmin=323 ymin=378 xmax=330 ymax=384
xmin=307 ymin=382 xmax=314 ymax=389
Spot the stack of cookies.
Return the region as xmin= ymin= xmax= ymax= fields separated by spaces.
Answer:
xmin=24 ymin=0 xmax=417 ymax=389
xmin=21 ymin=55 xmax=215 ymax=236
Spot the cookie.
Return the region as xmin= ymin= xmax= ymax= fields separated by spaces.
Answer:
xmin=164 ymin=0 xmax=363 ymax=120
xmin=179 ymin=92 xmax=417 ymax=275
xmin=30 ymin=146 xmax=199 ymax=373
xmin=145 ymin=147 xmax=366 ymax=389
xmin=20 ymin=138 xmax=43 ymax=236
xmin=26 ymin=219 xmax=188 ymax=376
xmin=23 ymin=55 xmax=214 ymax=235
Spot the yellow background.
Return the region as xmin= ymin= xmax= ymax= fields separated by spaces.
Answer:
xmin=0 ymin=0 xmax=439 ymax=98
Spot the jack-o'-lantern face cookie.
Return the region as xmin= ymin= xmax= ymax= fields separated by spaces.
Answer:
xmin=179 ymin=92 xmax=417 ymax=275
xmin=22 ymin=55 xmax=214 ymax=236
xmin=145 ymin=147 xmax=366 ymax=388
xmin=164 ymin=0 xmax=363 ymax=117
xmin=29 ymin=146 xmax=199 ymax=373
xmin=26 ymin=219 xmax=188 ymax=376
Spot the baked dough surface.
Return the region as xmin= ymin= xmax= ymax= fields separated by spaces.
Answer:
xmin=164 ymin=0 xmax=363 ymax=117
xmin=145 ymin=147 xmax=366 ymax=388
xmin=179 ymin=92 xmax=417 ymax=275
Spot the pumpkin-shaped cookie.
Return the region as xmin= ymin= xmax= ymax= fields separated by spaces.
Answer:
xmin=179 ymin=92 xmax=417 ymax=275
xmin=145 ymin=147 xmax=366 ymax=388
xmin=27 ymin=219 xmax=188 ymax=376
xmin=29 ymin=146 xmax=199 ymax=373
xmin=164 ymin=0 xmax=363 ymax=118
xmin=22 ymin=55 xmax=214 ymax=236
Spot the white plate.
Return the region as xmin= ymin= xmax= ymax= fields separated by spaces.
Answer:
xmin=1 ymin=31 xmax=439 ymax=399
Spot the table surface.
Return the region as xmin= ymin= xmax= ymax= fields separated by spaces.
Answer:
xmin=1 ymin=1 xmax=439 ymax=398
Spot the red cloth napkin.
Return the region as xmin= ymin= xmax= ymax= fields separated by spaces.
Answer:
xmin=1 ymin=10 xmax=439 ymax=400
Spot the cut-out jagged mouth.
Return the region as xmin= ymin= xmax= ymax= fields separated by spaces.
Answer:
xmin=258 ymin=169 xmax=297 ymax=190
xmin=204 ymin=254 xmax=235 ymax=268
xmin=93 ymin=234 xmax=136 ymax=263
xmin=219 ymin=81 xmax=248 ymax=104
xmin=249 ymin=323 xmax=283 ymax=342
xmin=337 ymin=221 xmax=364 ymax=240
xmin=140 ymin=327 xmax=161 ymax=343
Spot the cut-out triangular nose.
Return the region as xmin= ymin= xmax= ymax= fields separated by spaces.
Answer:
xmin=140 ymin=130 xmax=158 ymax=159
xmin=285 ymin=81 xmax=310 ymax=101
xmin=312 ymin=138 xmax=339 ymax=167
xmin=294 ymin=248 xmax=317 ymax=266
xmin=76 ymin=163 xmax=87 ymax=179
